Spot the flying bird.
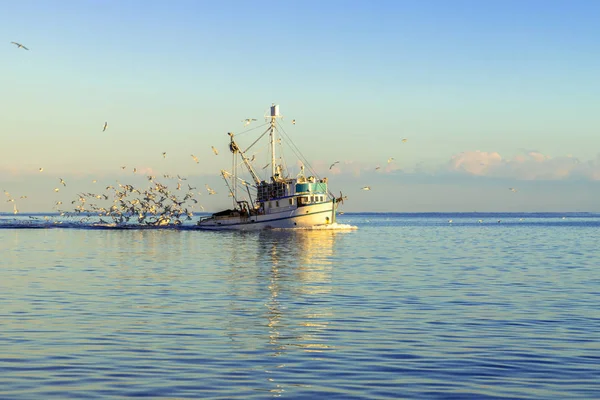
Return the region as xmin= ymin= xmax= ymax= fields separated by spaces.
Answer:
xmin=191 ymin=154 xmax=199 ymax=163
xmin=59 ymin=178 xmax=66 ymax=186
xmin=375 ymin=166 xmax=381 ymax=170
xmin=211 ymin=146 xmax=218 ymax=155
xmin=401 ymin=138 xmax=408 ymax=143
xmin=54 ymin=188 xmax=60 ymax=192
xmin=361 ymin=186 xmax=371 ymax=191
xmin=162 ymin=152 xmax=167 ymax=158
xmin=292 ymin=119 xmax=296 ymax=125
xmin=387 ymin=157 xmax=395 ymax=163
xmin=205 ymin=184 xmax=216 ymax=195
xmin=102 ymin=122 xmax=108 ymax=132
xmin=329 ymin=161 xmax=340 ymax=169
xmin=39 ymin=167 xmax=44 ymax=172
xmin=11 ymin=42 xmax=29 ymax=50
xmin=509 ymin=187 xmax=518 ymax=193
xmin=243 ymin=118 xmax=257 ymax=127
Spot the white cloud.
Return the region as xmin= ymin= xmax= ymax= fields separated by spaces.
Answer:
xmin=448 ymin=150 xmax=600 ymax=180
xmin=449 ymin=150 xmax=503 ymax=176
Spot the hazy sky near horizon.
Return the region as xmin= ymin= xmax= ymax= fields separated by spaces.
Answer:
xmin=2 ymin=0 xmax=600 ymax=212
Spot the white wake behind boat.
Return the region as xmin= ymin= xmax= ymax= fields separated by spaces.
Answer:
xmin=197 ymin=104 xmax=345 ymax=230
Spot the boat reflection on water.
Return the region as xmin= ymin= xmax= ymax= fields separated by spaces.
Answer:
xmin=224 ymin=228 xmax=352 ymax=396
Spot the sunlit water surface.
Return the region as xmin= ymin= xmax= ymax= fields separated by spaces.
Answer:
xmin=1 ymin=212 xmax=599 ymax=399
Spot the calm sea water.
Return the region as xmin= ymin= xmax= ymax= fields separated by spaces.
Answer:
xmin=1 ymin=213 xmax=599 ymax=399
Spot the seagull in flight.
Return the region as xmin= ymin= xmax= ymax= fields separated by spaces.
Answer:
xmin=329 ymin=161 xmax=340 ymax=169
xmin=162 ymin=152 xmax=167 ymax=159
xmin=243 ymin=118 xmax=257 ymax=127
xmin=387 ymin=157 xmax=395 ymax=163
xmin=11 ymin=42 xmax=29 ymax=50
xmin=361 ymin=186 xmax=371 ymax=191
xmin=191 ymin=154 xmax=199 ymax=163
xmin=205 ymin=184 xmax=216 ymax=195
xmin=59 ymin=178 xmax=66 ymax=186
xmin=292 ymin=119 xmax=296 ymax=125
xmin=211 ymin=146 xmax=219 ymax=155
xmin=102 ymin=122 xmax=108 ymax=132
xmin=509 ymin=187 xmax=518 ymax=193
xmin=401 ymin=138 xmax=408 ymax=143
xmin=39 ymin=167 xmax=44 ymax=172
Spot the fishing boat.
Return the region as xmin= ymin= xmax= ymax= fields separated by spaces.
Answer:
xmin=197 ymin=104 xmax=344 ymax=230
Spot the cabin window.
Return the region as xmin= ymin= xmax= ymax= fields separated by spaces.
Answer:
xmin=289 ymin=198 xmax=293 ymax=205
xmin=276 ymin=201 xmax=279 ymax=207
xmin=268 ymin=202 xmax=272 ymax=208
xmin=311 ymin=196 xmax=314 ymax=202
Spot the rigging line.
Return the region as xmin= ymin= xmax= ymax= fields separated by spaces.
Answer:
xmin=235 ymin=122 xmax=270 ymax=138
xmin=276 ymin=122 xmax=333 ymax=199
xmin=242 ymin=126 xmax=271 ymax=154
xmin=275 ymin=121 xmax=322 ymax=181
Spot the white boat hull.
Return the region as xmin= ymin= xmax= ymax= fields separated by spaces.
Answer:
xmin=197 ymin=201 xmax=336 ymax=231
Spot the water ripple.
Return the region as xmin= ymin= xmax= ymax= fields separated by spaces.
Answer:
xmin=1 ymin=214 xmax=600 ymax=398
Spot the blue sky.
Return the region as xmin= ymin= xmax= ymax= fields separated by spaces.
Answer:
xmin=1 ymin=0 xmax=600 ymax=212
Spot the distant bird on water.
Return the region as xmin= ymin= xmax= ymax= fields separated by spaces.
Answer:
xmin=11 ymin=42 xmax=29 ymax=50
xmin=102 ymin=122 xmax=108 ymax=132
xmin=329 ymin=161 xmax=340 ymax=169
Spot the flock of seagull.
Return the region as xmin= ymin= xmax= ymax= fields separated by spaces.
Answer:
xmin=5 ymin=158 xmax=219 ymax=226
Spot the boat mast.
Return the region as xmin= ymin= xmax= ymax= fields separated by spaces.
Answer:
xmin=232 ymin=136 xmax=237 ymax=208
xmin=228 ymin=132 xmax=261 ymax=186
xmin=269 ymin=104 xmax=280 ymax=180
